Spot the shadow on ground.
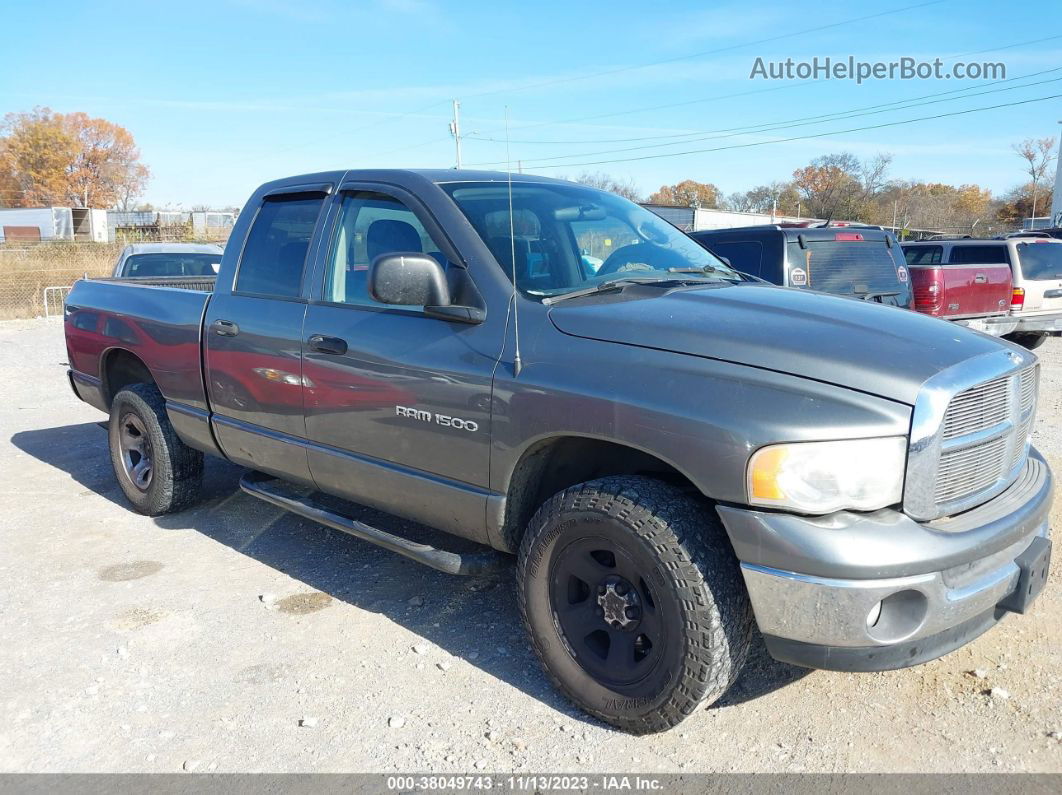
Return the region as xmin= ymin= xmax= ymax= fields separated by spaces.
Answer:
xmin=10 ymin=421 xmax=810 ymax=727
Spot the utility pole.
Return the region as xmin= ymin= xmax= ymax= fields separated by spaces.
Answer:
xmin=449 ymin=99 xmax=462 ymax=169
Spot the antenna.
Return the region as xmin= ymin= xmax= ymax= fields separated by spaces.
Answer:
xmin=505 ymin=106 xmax=523 ymax=377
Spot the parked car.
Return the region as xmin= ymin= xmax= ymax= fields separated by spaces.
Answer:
xmin=1007 ymin=228 xmax=1062 ymax=240
xmin=112 ymin=243 xmax=224 ymax=278
xmin=902 ymin=237 xmax=1062 ymax=349
xmin=64 ymin=170 xmax=1052 ymax=734
xmin=901 ymin=246 xmax=1014 ymax=336
xmin=689 ymin=224 xmax=913 ymax=308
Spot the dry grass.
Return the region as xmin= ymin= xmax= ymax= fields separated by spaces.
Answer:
xmin=0 ymin=237 xmax=224 ymax=319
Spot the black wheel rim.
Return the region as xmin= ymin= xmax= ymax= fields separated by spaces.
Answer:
xmin=118 ymin=413 xmax=153 ymax=492
xmin=549 ymin=535 xmax=665 ymax=688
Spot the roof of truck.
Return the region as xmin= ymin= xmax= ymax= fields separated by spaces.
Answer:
xmin=120 ymin=242 xmax=224 ymax=255
xmin=255 ymin=169 xmax=575 ymax=194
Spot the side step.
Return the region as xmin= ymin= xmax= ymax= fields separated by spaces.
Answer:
xmin=239 ymin=471 xmax=507 ymax=577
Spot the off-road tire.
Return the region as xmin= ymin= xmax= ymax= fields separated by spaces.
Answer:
xmin=517 ymin=476 xmax=753 ymax=734
xmin=108 ymin=384 xmax=204 ymax=515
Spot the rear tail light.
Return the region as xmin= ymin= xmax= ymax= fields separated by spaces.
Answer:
xmin=834 ymin=232 xmax=864 ymax=241
xmin=912 ymin=270 xmax=944 ymax=313
xmin=1011 ymin=287 xmax=1025 ymax=312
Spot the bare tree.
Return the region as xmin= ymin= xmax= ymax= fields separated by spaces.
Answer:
xmin=568 ymin=171 xmax=643 ymax=202
xmin=1012 ymin=137 xmax=1057 ymax=224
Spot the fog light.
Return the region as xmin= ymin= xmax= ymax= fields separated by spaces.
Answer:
xmin=865 ymin=589 xmax=928 ymax=643
xmin=866 ymin=599 xmax=883 ymax=628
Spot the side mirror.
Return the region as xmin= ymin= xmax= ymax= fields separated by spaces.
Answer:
xmin=369 ymin=252 xmax=450 ymax=307
xmin=716 ymin=255 xmax=731 ymax=267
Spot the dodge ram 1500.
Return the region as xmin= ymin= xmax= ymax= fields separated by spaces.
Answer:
xmin=64 ymin=170 xmax=1053 ymax=734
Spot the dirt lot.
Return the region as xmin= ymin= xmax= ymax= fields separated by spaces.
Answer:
xmin=0 ymin=316 xmax=1060 ymax=773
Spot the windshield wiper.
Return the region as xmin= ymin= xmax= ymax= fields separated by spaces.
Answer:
xmin=667 ymin=265 xmax=736 ymax=278
xmin=541 ymin=277 xmax=709 ymax=305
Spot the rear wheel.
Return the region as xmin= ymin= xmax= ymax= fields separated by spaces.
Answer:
xmin=517 ymin=476 xmax=753 ymax=734
xmin=108 ymin=383 xmax=203 ymax=515
xmin=1004 ymin=332 xmax=1047 ymax=350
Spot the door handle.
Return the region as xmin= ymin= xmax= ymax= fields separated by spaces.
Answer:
xmin=974 ymin=273 xmax=987 ymax=283
xmin=308 ymin=334 xmax=348 ymax=355
xmin=212 ymin=319 xmax=239 ymax=336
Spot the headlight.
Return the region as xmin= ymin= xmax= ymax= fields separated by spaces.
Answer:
xmin=747 ymin=437 xmax=907 ymax=514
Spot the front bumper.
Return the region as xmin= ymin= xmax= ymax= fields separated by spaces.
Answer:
xmin=716 ymin=448 xmax=1053 ymax=671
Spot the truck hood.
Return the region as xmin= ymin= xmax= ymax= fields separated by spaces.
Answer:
xmin=548 ymin=284 xmax=1009 ymax=405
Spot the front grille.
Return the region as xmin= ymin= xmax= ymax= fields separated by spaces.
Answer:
xmin=935 ymin=436 xmax=1009 ymax=503
xmin=941 ymin=375 xmax=1010 ymax=439
xmin=933 ymin=364 xmax=1038 ymax=510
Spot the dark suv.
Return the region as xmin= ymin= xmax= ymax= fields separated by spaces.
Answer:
xmin=690 ymin=224 xmax=913 ymax=308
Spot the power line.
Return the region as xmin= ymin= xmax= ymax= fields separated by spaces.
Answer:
xmin=469 ymin=31 xmax=1062 ymax=139
xmin=461 ymin=0 xmax=949 ymax=100
xmin=515 ymin=93 xmax=1062 ymax=170
xmin=466 ymin=72 xmax=1062 ymax=167
xmin=469 ymin=66 xmax=1062 ymax=147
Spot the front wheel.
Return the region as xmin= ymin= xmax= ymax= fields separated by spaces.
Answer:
xmin=108 ymin=383 xmax=204 ymax=516
xmin=517 ymin=476 xmax=753 ymax=734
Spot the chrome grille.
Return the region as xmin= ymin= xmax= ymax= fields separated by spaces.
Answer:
xmin=1008 ymin=367 xmax=1039 ymax=471
xmin=932 ymin=363 xmax=1039 ymax=510
xmin=941 ymin=376 xmax=1010 ymax=439
xmin=934 ymin=436 xmax=1008 ymax=503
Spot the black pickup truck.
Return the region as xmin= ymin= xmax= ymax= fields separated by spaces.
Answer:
xmin=64 ymin=170 xmax=1053 ymax=734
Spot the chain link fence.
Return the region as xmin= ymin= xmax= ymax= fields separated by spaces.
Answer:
xmin=0 ymin=239 xmax=224 ymax=319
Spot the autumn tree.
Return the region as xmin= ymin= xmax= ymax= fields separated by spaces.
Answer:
xmin=647 ymin=179 xmax=720 ymax=208
xmin=0 ymin=107 xmax=150 ymax=209
xmin=996 ymin=182 xmax=1055 ymax=227
xmin=569 ymin=171 xmax=643 ymax=202
xmin=1011 ymin=137 xmax=1057 ymax=222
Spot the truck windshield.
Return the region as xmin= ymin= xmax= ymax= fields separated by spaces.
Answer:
xmin=441 ymin=181 xmax=739 ymax=298
xmin=1016 ymin=242 xmax=1062 ymax=280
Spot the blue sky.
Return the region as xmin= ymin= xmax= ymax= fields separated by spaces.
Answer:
xmin=1 ymin=0 xmax=1060 ymax=208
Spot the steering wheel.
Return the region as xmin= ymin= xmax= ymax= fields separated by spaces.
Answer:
xmin=596 ymin=243 xmax=667 ymax=276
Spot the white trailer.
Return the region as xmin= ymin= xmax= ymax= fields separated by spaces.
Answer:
xmin=0 ymin=207 xmax=108 ymax=243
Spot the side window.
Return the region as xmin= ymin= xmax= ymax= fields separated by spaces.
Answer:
xmin=324 ymin=192 xmax=450 ymax=306
xmin=904 ymin=245 xmax=942 ymax=265
xmin=705 ymin=241 xmax=763 ymax=277
xmin=949 ymin=245 xmax=1008 ymax=265
xmin=236 ymin=195 xmax=324 ymax=298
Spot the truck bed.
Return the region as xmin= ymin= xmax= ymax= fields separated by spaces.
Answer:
xmin=64 ymin=278 xmax=211 ymax=413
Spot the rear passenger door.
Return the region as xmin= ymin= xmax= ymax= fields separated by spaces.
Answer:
xmin=203 ymin=188 xmax=329 ymax=484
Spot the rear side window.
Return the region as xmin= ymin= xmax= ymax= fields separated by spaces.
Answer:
xmin=904 ymin=246 xmax=942 ymax=265
xmin=236 ymin=196 xmax=324 ymax=298
xmin=1016 ymin=242 xmax=1062 ymax=280
xmin=703 ymin=241 xmax=764 ymax=278
xmin=948 ymin=245 xmax=1009 ymax=265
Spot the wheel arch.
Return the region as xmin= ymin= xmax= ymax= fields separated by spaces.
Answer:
xmin=100 ymin=347 xmax=157 ymax=408
xmin=496 ymin=433 xmax=707 ymax=553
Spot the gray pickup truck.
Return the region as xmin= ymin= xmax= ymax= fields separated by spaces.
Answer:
xmin=64 ymin=170 xmax=1053 ymax=734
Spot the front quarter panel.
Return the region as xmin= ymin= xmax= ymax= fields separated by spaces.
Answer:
xmin=490 ymin=306 xmax=912 ymax=505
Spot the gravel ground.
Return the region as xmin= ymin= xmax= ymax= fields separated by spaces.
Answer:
xmin=0 ymin=316 xmax=1060 ymax=773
